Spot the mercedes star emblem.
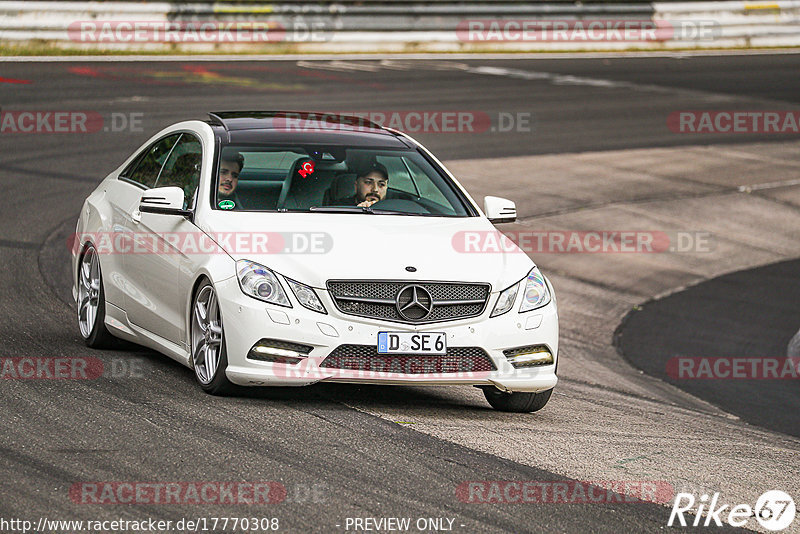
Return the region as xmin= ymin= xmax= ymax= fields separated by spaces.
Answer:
xmin=396 ymin=284 xmax=434 ymax=321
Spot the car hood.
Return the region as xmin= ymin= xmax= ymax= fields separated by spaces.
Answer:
xmin=198 ymin=212 xmax=533 ymax=291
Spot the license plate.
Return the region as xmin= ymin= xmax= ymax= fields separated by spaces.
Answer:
xmin=377 ymin=332 xmax=447 ymax=355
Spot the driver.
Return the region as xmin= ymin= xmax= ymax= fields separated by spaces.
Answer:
xmin=346 ymin=163 xmax=389 ymax=208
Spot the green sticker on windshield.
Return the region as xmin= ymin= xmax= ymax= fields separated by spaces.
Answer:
xmin=218 ymin=199 xmax=235 ymax=210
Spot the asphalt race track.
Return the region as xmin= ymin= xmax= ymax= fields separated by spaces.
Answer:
xmin=617 ymin=258 xmax=800 ymax=439
xmin=1 ymin=52 xmax=799 ymax=533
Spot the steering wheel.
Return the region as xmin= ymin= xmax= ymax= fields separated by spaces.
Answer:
xmin=368 ymin=198 xmax=430 ymax=214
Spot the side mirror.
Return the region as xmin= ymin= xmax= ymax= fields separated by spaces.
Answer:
xmin=484 ymin=196 xmax=517 ymax=223
xmin=139 ymin=186 xmax=191 ymax=217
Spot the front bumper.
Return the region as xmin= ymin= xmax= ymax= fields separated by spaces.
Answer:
xmin=215 ymin=277 xmax=558 ymax=393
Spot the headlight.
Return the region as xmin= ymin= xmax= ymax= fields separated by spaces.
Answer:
xmin=236 ymin=260 xmax=290 ymax=307
xmin=285 ymin=277 xmax=326 ymax=314
xmin=491 ymin=282 xmax=519 ymax=317
xmin=519 ymin=266 xmax=551 ymax=312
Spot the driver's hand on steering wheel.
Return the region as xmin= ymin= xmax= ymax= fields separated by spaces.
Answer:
xmin=357 ymin=199 xmax=379 ymax=208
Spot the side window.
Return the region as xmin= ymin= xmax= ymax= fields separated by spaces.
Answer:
xmin=119 ymin=151 xmax=145 ymax=179
xmin=123 ymin=134 xmax=181 ymax=188
xmin=376 ymin=156 xmax=417 ymax=195
xmin=155 ymin=134 xmax=202 ymax=209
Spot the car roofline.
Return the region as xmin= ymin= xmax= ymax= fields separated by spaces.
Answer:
xmin=208 ymin=111 xmax=394 ymax=135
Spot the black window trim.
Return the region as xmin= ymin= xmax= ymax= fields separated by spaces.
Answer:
xmin=118 ymin=129 xmax=206 ymax=194
xmin=156 ymin=131 xmax=206 ymax=212
xmin=118 ymin=148 xmax=148 ymax=182
xmin=151 ymin=133 xmax=184 ymax=189
xmin=118 ymin=176 xmax=148 ymax=190
xmin=117 ymin=132 xmax=182 ymax=189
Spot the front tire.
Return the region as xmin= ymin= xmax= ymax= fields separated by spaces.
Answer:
xmin=483 ymin=387 xmax=553 ymax=413
xmin=77 ymin=244 xmax=115 ymax=348
xmin=191 ymin=280 xmax=235 ymax=395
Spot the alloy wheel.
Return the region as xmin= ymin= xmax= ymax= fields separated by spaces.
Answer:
xmin=191 ymin=284 xmax=224 ymax=384
xmin=77 ymin=246 xmax=101 ymax=338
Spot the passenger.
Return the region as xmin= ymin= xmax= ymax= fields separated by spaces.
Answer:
xmin=217 ymin=152 xmax=244 ymax=208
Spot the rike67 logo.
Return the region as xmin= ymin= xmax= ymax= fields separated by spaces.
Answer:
xmin=669 ymin=490 xmax=796 ymax=531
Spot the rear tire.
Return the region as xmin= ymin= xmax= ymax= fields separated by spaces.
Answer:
xmin=191 ymin=280 xmax=236 ymax=395
xmin=77 ymin=244 xmax=115 ymax=348
xmin=483 ymin=387 xmax=553 ymax=413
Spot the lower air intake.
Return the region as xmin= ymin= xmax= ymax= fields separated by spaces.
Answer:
xmin=319 ymin=344 xmax=496 ymax=374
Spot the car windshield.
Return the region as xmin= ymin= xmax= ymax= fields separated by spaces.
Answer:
xmin=213 ymin=145 xmax=472 ymax=216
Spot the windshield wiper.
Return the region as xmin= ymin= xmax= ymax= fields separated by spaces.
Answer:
xmin=308 ymin=206 xmax=374 ymax=214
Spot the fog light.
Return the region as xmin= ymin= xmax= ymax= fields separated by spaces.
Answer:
xmin=247 ymin=339 xmax=313 ymax=364
xmin=503 ymin=345 xmax=553 ymax=368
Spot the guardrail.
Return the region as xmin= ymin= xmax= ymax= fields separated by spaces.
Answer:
xmin=0 ymin=1 xmax=798 ymax=52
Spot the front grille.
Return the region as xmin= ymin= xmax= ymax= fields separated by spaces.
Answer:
xmin=327 ymin=280 xmax=490 ymax=324
xmin=319 ymin=344 xmax=496 ymax=374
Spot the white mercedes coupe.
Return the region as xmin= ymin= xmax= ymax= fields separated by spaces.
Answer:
xmin=73 ymin=112 xmax=558 ymax=412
